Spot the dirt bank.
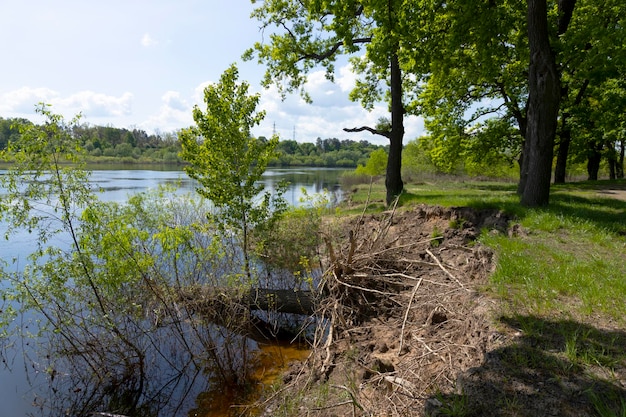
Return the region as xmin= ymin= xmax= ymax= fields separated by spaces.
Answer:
xmin=254 ymin=204 xmax=626 ymax=417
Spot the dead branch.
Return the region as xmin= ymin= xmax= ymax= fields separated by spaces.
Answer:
xmin=425 ymin=248 xmax=470 ymax=292
xmin=398 ymin=277 xmax=423 ymax=354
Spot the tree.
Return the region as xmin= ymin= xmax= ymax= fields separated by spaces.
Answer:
xmin=356 ymin=147 xmax=387 ymax=176
xmin=179 ymin=64 xmax=284 ymax=282
xmin=555 ymin=0 xmax=626 ymax=182
xmin=246 ymin=0 xmax=417 ymax=205
xmin=0 ymin=105 xmax=296 ymax=414
xmin=0 ymin=105 xmax=153 ymax=414
xmin=517 ymin=0 xmax=566 ymax=206
xmin=411 ymin=0 xmax=529 ymax=179
xmin=406 ymin=0 xmax=626 ymax=202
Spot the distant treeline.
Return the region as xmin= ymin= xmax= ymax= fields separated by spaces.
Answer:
xmin=268 ymin=137 xmax=384 ymax=167
xmin=0 ymin=117 xmax=384 ymax=167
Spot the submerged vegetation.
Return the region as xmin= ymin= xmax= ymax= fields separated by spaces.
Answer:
xmin=0 ymin=94 xmax=326 ymax=414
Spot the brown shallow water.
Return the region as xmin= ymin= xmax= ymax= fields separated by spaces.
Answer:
xmin=190 ymin=343 xmax=310 ymax=417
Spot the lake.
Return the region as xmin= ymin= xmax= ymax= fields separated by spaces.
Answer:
xmin=0 ymin=166 xmax=346 ymax=417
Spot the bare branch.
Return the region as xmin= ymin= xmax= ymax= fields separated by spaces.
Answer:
xmin=343 ymin=126 xmax=392 ymax=139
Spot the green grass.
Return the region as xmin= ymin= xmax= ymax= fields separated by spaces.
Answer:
xmin=345 ymin=178 xmax=626 ymax=324
xmin=334 ymin=177 xmax=626 ymax=416
xmin=481 ymin=201 xmax=626 ymax=321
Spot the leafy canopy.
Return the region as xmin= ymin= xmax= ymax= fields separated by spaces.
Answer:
xmin=179 ymin=64 xmax=281 ymax=231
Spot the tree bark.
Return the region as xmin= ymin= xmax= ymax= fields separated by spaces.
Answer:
xmin=587 ymin=146 xmax=602 ymax=181
xmin=608 ymin=158 xmax=616 ymax=180
xmin=521 ymin=0 xmax=562 ymax=206
xmin=618 ymin=139 xmax=625 ymax=179
xmin=515 ymin=115 xmax=528 ymax=195
xmin=180 ymin=287 xmax=316 ymax=316
xmin=386 ymin=52 xmax=404 ymax=206
xmin=554 ymin=80 xmax=589 ymax=184
xmin=554 ymin=126 xmax=571 ymax=183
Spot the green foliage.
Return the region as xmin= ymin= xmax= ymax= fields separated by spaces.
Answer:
xmin=0 ymin=105 xmax=267 ymax=413
xmin=2 ymin=115 xmax=383 ymax=168
xmin=355 ymin=147 xmax=387 ymax=177
xmin=401 ymin=137 xmax=438 ymax=179
xmin=253 ymin=189 xmax=328 ymax=281
xmin=246 ymin=0 xmax=416 ymax=204
xmin=271 ymin=138 xmax=381 ymax=168
xmin=0 ymin=104 xmax=95 ymax=246
xmin=408 ymin=0 xmax=625 ymax=196
xmin=430 ymin=226 xmax=443 ymax=248
xmin=0 ymin=117 xmax=30 ymax=150
xmin=179 ymin=64 xmax=286 ymax=281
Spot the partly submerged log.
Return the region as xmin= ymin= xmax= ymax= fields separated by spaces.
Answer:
xmin=176 ymin=286 xmax=317 ymax=343
xmin=179 ymin=286 xmax=316 ymax=316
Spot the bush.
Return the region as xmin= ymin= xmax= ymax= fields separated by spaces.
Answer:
xmin=340 ymin=171 xmax=373 ymax=187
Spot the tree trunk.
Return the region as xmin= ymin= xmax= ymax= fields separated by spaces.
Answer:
xmin=554 ymin=126 xmax=571 ymax=183
xmin=516 ymin=117 xmax=528 ymax=195
xmin=521 ymin=0 xmax=561 ymax=207
xmin=587 ymin=143 xmax=602 ymax=180
xmin=517 ymin=150 xmax=526 ymax=195
xmin=608 ymin=159 xmax=616 ymax=180
xmin=386 ymin=52 xmax=404 ymax=206
xmin=618 ymin=139 xmax=625 ymax=179
xmin=555 ymin=80 xmax=589 ymax=184
xmin=607 ymin=140 xmax=619 ymax=180
xmin=177 ymin=286 xmax=316 ymax=342
xmin=180 ymin=287 xmax=316 ymax=315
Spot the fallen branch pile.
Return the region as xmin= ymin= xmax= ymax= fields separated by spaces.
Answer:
xmin=285 ymin=203 xmax=512 ymax=416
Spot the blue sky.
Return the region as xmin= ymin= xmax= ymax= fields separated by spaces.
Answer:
xmin=0 ymin=1 xmax=424 ymax=144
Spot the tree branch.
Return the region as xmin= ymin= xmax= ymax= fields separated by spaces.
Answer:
xmin=298 ymin=37 xmax=372 ymax=62
xmin=557 ymin=0 xmax=577 ymax=35
xmin=343 ymin=126 xmax=392 ymax=139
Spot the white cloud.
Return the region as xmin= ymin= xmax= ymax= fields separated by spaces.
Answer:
xmin=162 ymin=91 xmax=188 ymax=111
xmin=139 ymin=90 xmax=194 ymax=133
xmin=141 ymin=33 xmax=158 ymax=47
xmin=59 ymin=91 xmax=133 ymax=117
xmin=337 ymin=64 xmax=358 ymax=93
xmin=191 ymin=81 xmax=214 ymax=106
xmin=0 ymin=87 xmax=60 ymax=113
xmin=0 ymin=87 xmax=133 ymax=123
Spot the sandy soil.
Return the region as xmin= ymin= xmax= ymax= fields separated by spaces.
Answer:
xmin=256 ymin=204 xmax=626 ymax=417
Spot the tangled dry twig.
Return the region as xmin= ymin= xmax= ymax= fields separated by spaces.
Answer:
xmin=267 ymin=204 xmax=513 ymax=416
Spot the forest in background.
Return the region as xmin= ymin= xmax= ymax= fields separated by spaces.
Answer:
xmin=0 ymin=116 xmax=385 ymax=168
xmin=1 ymin=115 xmax=621 ymax=182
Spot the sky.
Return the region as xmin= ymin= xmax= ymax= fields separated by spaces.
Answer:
xmin=0 ymin=1 xmax=425 ymax=145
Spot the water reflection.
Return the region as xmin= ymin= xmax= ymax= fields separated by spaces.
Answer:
xmin=0 ymin=167 xmax=345 ymax=417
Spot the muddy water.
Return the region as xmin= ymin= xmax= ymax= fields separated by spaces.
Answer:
xmin=192 ymin=343 xmax=310 ymax=417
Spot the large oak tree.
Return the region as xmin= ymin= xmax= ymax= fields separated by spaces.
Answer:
xmin=245 ymin=0 xmax=421 ymax=205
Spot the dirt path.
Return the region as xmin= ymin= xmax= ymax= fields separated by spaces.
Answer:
xmin=596 ymin=188 xmax=626 ymax=201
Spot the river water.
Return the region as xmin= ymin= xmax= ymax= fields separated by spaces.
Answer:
xmin=0 ymin=166 xmax=344 ymax=417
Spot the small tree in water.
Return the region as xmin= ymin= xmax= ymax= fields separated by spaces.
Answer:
xmin=0 ymin=104 xmax=272 ymax=415
xmin=179 ymin=64 xmax=285 ymax=283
